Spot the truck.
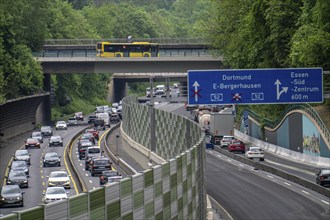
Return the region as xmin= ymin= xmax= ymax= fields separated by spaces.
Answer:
xmin=209 ymin=112 xmax=235 ymax=145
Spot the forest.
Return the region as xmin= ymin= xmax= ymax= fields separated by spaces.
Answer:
xmin=0 ymin=0 xmax=329 ymax=119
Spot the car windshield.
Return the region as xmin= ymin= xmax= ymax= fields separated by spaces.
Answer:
xmin=1 ymin=186 xmax=20 ymax=194
xmin=41 ymin=126 xmax=51 ymax=131
xmin=12 ymin=161 xmax=26 ymax=168
xmin=51 ymin=136 xmax=61 ymax=141
xmin=88 ymin=148 xmax=100 ymax=153
xmin=46 ymin=187 xmax=65 ymax=195
xmin=250 ymin=148 xmax=262 ymax=152
xmin=27 ymin=138 xmax=38 ymax=142
xmin=45 ymin=153 xmax=58 ymax=159
xmin=32 ymin=132 xmax=41 ymax=137
xmin=50 ymin=172 xmax=68 ymax=178
xmin=232 ymin=141 xmax=241 ymax=145
xmin=57 ymin=121 xmax=66 ymax=125
xmin=95 ymin=160 xmax=109 ymax=165
xmin=16 ymin=150 xmax=29 ymax=156
xmin=9 ymin=171 xmax=26 ymax=178
xmin=81 ymin=141 xmax=93 ymax=147
xmin=68 ymin=118 xmax=76 ymax=121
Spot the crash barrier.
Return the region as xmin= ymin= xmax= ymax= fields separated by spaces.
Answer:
xmin=213 ymin=137 xmax=330 ymax=198
xmin=0 ymin=96 xmax=206 ymax=220
xmin=235 ymin=130 xmax=330 ymax=168
xmin=103 ymin=122 xmax=138 ymax=175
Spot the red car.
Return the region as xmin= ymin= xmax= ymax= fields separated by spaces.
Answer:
xmin=25 ymin=138 xmax=41 ymax=149
xmin=85 ymin=128 xmax=99 ymax=140
xmin=227 ymin=140 xmax=245 ymax=153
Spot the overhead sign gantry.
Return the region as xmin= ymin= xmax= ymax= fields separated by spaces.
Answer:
xmin=188 ymin=68 xmax=323 ymax=105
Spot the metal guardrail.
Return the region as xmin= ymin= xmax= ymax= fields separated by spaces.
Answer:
xmin=244 ymin=103 xmax=330 ymax=146
xmin=43 ymin=38 xmax=208 ymax=45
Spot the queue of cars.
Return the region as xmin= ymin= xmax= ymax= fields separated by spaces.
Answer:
xmin=1 ymin=124 xmax=69 ymax=207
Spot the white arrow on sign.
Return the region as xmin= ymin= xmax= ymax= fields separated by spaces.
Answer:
xmin=275 ymin=79 xmax=288 ymax=100
xmin=192 ymin=81 xmax=200 ymax=102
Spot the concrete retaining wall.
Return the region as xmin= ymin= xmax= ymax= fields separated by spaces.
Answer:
xmin=235 ymin=129 xmax=330 ymax=168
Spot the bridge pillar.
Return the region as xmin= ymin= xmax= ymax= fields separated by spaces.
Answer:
xmin=112 ymin=78 xmax=127 ymax=103
xmin=180 ymin=81 xmax=188 ymax=97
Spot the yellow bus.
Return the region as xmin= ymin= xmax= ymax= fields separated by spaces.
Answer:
xmin=96 ymin=42 xmax=159 ymax=58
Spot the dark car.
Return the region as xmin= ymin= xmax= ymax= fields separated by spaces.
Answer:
xmin=117 ymin=106 xmax=122 ymax=120
xmin=94 ymin=119 xmax=106 ymax=130
xmin=99 ymin=170 xmax=122 ymax=185
xmin=78 ymin=140 xmax=94 ymax=160
xmin=227 ymin=140 xmax=245 ymax=153
xmin=6 ymin=170 xmax=29 ymax=188
xmin=43 ymin=152 xmax=61 ymax=167
xmin=49 ymin=135 xmax=63 ymax=147
xmin=13 ymin=150 xmax=31 ymax=165
xmin=316 ymin=169 xmax=330 ymax=186
xmin=85 ymin=147 xmax=103 ymax=170
xmin=0 ymin=185 xmax=25 ymax=207
xmin=10 ymin=161 xmax=29 ymax=175
xmin=31 ymin=131 xmax=43 ymax=143
xmin=89 ymin=157 xmax=112 ymax=176
xmin=78 ymin=133 xmax=95 ymax=145
xmin=25 ymin=138 xmax=41 ymax=149
xmin=88 ymin=115 xmax=98 ymax=124
xmin=110 ymin=113 xmax=120 ymax=123
xmin=74 ymin=112 xmax=84 ymax=121
xmin=40 ymin=126 xmax=53 ymax=136
xmin=85 ymin=128 xmax=99 ymax=140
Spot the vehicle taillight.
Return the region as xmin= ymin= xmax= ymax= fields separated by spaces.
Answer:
xmin=100 ymin=176 xmax=105 ymax=180
xmin=320 ymin=176 xmax=324 ymax=180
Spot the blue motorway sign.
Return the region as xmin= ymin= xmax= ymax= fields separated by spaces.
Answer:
xmin=188 ymin=68 xmax=323 ymax=105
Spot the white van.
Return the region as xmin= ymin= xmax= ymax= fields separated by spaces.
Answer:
xmin=96 ymin=113 xmax=110 ymax=127
xmin=155 ymin=85 xmax=166 ymax=96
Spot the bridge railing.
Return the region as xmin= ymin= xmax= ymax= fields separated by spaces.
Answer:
xmin=43 ymin=38 xmax=207 ymax=45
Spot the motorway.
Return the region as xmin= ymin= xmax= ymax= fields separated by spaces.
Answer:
xmin=1 ymin=97 xmax=330 ymax=219
xmin=0 ymin=123 xmax=89 ymax=216
xmin=156 ymin=102 xmax=330 ymax=219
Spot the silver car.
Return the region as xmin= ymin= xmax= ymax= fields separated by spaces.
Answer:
xmin=31 ymin=131 xmax=43 ymax=143
xmin=13 ymin=150 xmax=31 ymax=165
xmin=0 ymin=185 xmax=25 ymax=207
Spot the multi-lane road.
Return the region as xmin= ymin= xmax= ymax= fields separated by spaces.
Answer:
xmin=1 ymin=100 xmax=330 ymax=219
xmin=0 ymin=124 xmax=88 ymax=216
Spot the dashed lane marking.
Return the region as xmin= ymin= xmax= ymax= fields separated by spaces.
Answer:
xmin=267 ymin=175 xmax=274 ymax=179
xmin=321 ymin=200 xmax=330 ymax=205
xmin=89 ymin=180 xmax=93 ymax=184
xmin=284 ymin=182 xmax=291 ymax=186
xmin=302 ymin=190 xmax=310 ymax=195
xmin=227 ymin=159 xmax=232 ymax=162
xmin=239 ymin=164 xmax=244 ymax=167
xmin=85 ymin=173 xmax=88 ymax=176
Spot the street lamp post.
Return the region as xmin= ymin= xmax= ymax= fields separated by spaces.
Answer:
xmin=115 ymin=133 xmax=120 ymax=156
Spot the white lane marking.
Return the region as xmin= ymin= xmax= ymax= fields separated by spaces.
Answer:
xmin=85 ymin=173 xmax=88 ymax=176
xmin=321 ymin=200 xmax=330 ymax=205
xmin=217 ymin=155 xmax=222 ymax=158
xmin=93 ymin=187 xmax=96 ymax=190
xmin=227 ymin=159 xmax=232 ymax=162
xmin=284 ymin=182 xmax=291 ymax=186
xmin=239 ymin=164 xmax=244 ymax=167
xmin=80 ymin=163 xmax=82 ymax=166
xmin=267 ymin=175 xmax=274 ymax=179
xmin=266 ymin=159 xmax=315 ymax=175
xmin=302 ymin=190 xmax=310 ymax=195
xmin=89 ymin=180 xmax=93 ymax=183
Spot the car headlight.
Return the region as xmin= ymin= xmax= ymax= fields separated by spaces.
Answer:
xmin=1 ymin=197 xmax=5 ymax=201
xmin=17 ymin=197 xmax=21 ymax=200
xmin=58 ymin=159 xmax=61 ymax=162
xmin=7 ymin=180 xmax=11 ymax=183
xmin=23 ymin=180 xmax=27 ymax=183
